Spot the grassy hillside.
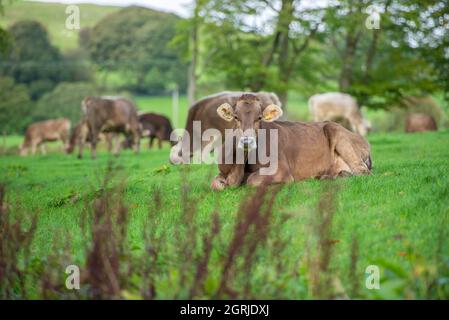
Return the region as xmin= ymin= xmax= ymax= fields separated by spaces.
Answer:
xmin=1 ymin=1 xmax=119 ymax=51
xmin=1 ymin=130 xmax=448 ymax=299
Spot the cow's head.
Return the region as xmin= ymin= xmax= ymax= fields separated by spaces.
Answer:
xmin=19 ymin=144 xmax=28 ymax=156
xmin=355 ymin=118 xmax=371 ymax=137
xmin=217 ymin=94 xmax=282 ymax=150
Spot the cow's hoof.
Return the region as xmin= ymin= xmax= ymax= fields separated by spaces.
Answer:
xmin=77 ymin=155 xmax=82 ymax=160
xmin=338 ymin=170 xmax=353 ymax=178
xmin=246 ymin=177 xmax=266 ymax=187
xmin=354 ymin=163 xmax=370 ymax=175
xmin=211 ymin=178 xmax=227 ymax=191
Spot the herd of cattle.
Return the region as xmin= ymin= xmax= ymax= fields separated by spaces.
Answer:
xmin=20 ymin=96 xmax=174 ymax=158
xmin=18 ymin=91 xmax=438 ymax=187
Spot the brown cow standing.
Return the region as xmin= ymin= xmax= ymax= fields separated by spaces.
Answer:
xmin=210 ymin=94 xmax=372 ymax=190
xmin=170 ymin=91 xmax=281 ymax=164
xmin=139 ymin=112 xmax=174 ymax=149
xmin=67 ymin=121 xmax=114 ymax=155
xmin=405 ymin=113 xmax=437 ymax=133
xmin=20 ymin=118 xmax=71 ymax=156
xmin=79 ymin=96 xmax=141 ymax=159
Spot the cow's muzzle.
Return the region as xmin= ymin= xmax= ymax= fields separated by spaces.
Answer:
xmin=238 ymin=136 xmax=257 ymax=150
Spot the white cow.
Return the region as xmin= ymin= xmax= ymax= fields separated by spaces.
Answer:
xmin=308 ymin=92 xmax=371 ymax=136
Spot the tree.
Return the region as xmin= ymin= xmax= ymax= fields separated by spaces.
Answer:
xmin=0 ymin=77 xmax=33 ymax=133
xmin=0 ymin=1 xmax=9 ymax=59
xmin=317 ymin=0 xmax=445 ymax=108
xmin=187 ymin=0 xmax=203 ymax=106
xmin=413 ymin=1 xmax=449 ymax=102
xmin=0 ymin=27 xmax=10 ymax=55
xmin=194 ymin=0 xmax=321 ymax=109
xmin=2 ymin=21 xmax=61 ymax=99
xmin=87 ymin=6 xmax=187 ymax=95
xmin=0 ymin=20 xmax=78 ymax=100
xmin=34 ymin=82 xmax=99 ymax=125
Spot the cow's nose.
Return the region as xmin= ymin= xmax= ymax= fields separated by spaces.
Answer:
xmin=238 ymin=136 xmax=257 ymax=150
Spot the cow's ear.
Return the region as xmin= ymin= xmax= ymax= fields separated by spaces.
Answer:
xmin=217 ymin=103 xmax=234 ymax=122
xmin=262 ymin=104 xmax=283 ymax=122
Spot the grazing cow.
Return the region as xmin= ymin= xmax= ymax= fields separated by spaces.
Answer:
xmin=67 ymin=121 xmax=114 ymax=155
xmin=20 ymin=118 xmax=71 ymax=156
xmin=79 ymin=96 xmax=141 ymax=159
xmin=139 ymin=112 xmax=174 ymax=149
xmin=308 ymin=92 xmax=371 ymax=136
xmin=210 ymin=94 xmax=372 ymax=190
xmin=170 ymin=91 xmax=281 ymax=164
xmin=405 ymin=113 xmax=437 ymax=133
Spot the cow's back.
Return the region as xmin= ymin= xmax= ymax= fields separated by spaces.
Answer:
xmin=139 ymin=113 xmax=173 ymax=139
xmin=83 ymin=97 xmax=139 ymax=132
xmin=253 ymin=120 xmax=370 ymax=180
xmin=249 ymin=121 xmax=332 ymax=180
xmin=26 ymin=118 xmax=70 ymax=142
xmin=309 ymin=92 xmax=358 ymax=120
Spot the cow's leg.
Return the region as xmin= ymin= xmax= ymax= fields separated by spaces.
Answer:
xmin=149 ymin=136 xmax=155 ymax=149
xmin=40 ymin=143 xmax=47 ymax=155
xmin=321 ymin=156 xmax=352 ymax=179
xmin=335 ymin=139 xmax=370 ymax=174
xmin=113 ymin=135 xmax=122 ymax=156
xmin=211 ymin=158 xmax=245 ymax=191
xmin=132 ymin=130 xmax=140 ymax=154
xmin=60 ymin=131 xmax=69 ymax=153
xmin=247 ymin=164 xmax=294 ymax=187
xmin=106 ymin=134 xmax=113 ymax=152
xmin=324 ymin=123 xmax=369 ymax=175
xmin=211 ymin=166 xmax=245 ymax=191
xmin=61 ymin=138 xmax=68 ymax=154
xmin=31 ymin=142 xmax=37 ymax=156
xmin=90 ymin=130 xmax=99 ymax=159
xmin=211 ymin=174 xmax=227 ymax=191
xmin=157 ymin=134 xmax=163 ymax=149
xmin=226 ymin=164 xmax=245 ymax=187
xmin=77 ymin=135 xmax=84 ymax=159
xmin=20 ymin=146 xmax=28 ymax=157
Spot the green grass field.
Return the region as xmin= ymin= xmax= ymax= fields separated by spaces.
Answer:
xmin=1 ymin=129 xmax=448 ymax=299
xmin=1 ymin=1 xmax=119 ymax=51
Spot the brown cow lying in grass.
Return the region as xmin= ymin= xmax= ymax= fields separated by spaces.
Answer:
xmin=20 ymin=118 xmax=71 ymax=156
xmin=211 ymin=94 xmax=372 ymax=190
xmin=170 ymin=91 xmax=281 ymax=164
xmin=405 ymin=113 xmax=437 ymax=133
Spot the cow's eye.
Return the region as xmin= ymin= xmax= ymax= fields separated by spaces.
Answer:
xmin=234 ymin=115 xmax=239 ymax=121
xmin=258 ymin=116 xmax=262 ymax=121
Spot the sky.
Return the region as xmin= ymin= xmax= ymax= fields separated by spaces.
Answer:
xmin=30 ymin=0 xmax=193 ymax=17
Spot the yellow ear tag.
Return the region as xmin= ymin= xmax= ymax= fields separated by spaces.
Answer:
xmin=264 ymin=111 xmax=275 ymax=121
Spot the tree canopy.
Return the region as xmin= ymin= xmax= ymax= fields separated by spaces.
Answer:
xmin=0 ymin=77 xmax=32 ymax=133
xmin=87 ymin=6 xmax=188 ymax=95
xmin=0 ymin=20 xmax=90 ymax=100
xmin=33 ymin=82 xmax=99 ymax=125
xmin=186 ymin=0 xmax=448 ymax=109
